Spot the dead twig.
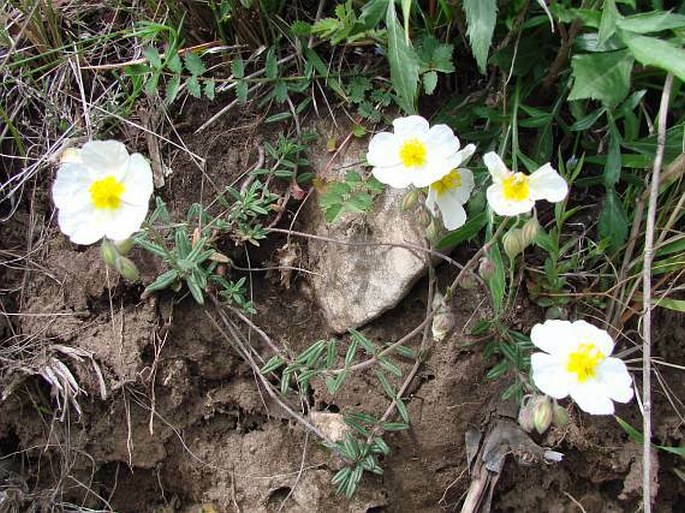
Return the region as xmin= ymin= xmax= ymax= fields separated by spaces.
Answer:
xmin=641 ymin=72 xmax=673 ymax=513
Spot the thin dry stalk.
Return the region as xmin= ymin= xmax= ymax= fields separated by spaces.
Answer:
xmin=641 ymin=72 xmax=673 ymax=513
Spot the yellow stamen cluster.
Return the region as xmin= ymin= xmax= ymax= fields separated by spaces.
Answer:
xmin=431 ymin=170 xmax=462 ymax=197
xmin=566 ymin=343 xmax=605 ymax=382
xmin=399 ymin=138 xmax=427 ymax=168
xmin=502 ymin=172 xmax=530 ymax=201
xmin=90 ymin=176 xmax=125 ymax=210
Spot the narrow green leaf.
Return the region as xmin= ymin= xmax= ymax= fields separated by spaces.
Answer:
xmin=265 ymin=47 xmax=278 ymax=79
xmin=166 ymin=75 xmax=181 ymax=104
xmin=619 ymin=30 xmax=685 ymax=83
xmin=236 ymin=81 xmax=248 ymax=104
xmin=598 ymin=188 xmax=628 ymax=250
xmin=186 ymin=274 xmax=205 ymax=304
xmin=382 ymin=422 xmax=410 ymax=431
xmin=436 ymin=211 xmax=487 ymax=249
xmin=462 ymin=0 xmax=497 ymax=74
xmin=261 ymin=355 xmax=285 ymax=374
xmin=395 ymin=398 xmax=409 ymax=424
xmin=597 ymin=0 xmax=619 ymax=46
xmin=376 ymin=371 xmax=395 ymax=400
xmin=604 ymin=118 xmax=622 ymax=187
xmin=378 ymin=358 xmax=402 ymax=378
xmin=487 ymin=243 xmax=506 ymax=313
xmin=651 ymin=297 xmax=685 ymax=313
xmin=568 ymin=50 xmax=633 ymax=105
xmin=617 ymin=11 xmax=685 ymax=34
xmin=386 ymin=0 xmax=419 ymax=114
xmin=144 ymin=269 xmax=179 ymax=294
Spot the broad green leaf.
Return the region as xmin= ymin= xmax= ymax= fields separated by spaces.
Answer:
xmin=598 ymin=0 xmax=620 ymax=46
xmin=386 ymin=0 xmax=419 ymax=114
xmin=462 ymin=0 xmax=497 ymax=74
xmin=617 ymin=11 xmax=685 ymax=34
xmin=598 ymin=188 xmax=628 ymax=250
xmin=231 ymin=58 xmax=245 ymax=79
xmin=619 ymin=30 xmax=685 ymax=82
xmin=184 ymin=52 xmax=206 ymax=76
xmin=204 ymin=79 xmax=215 ymax=100
xmin=423 ymin=71 xmax=438 ymax=95
xmin=568 ymin=50 xmax=633 ymax=105
xmin=143 ymin=46 xmax=162 ymax=69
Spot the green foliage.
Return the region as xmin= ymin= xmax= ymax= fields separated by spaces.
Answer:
xmin=318 ymin=171 xmax=384 ymax=224
xmin=462 ymin=0 xmax=497 ymax=74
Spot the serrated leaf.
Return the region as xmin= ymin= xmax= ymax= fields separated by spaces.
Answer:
xmin=186 ymin=76 xmax=202 ymax=98
xmin=462 ymin=0 xmax=497 ymax=74
xmin=166 ymin=53 xmax=183 ymax=74
xmin=236 ymin=81 xmax=248 ymax=104
xmin=265 ymin=47 xmax=278 ymax=79
xmin=568 ymin=50 xmax=633 ymax=105
xmin=231 ymin=58 xmax=245 ymax=79
xmin=619 ymin=30 xmax=685 ymax=83
xmin=386 ymin=1 xmax=419 ymax=114
xmin=599 ymin=188 xmax=628 ymax=250
xmin=422 ymin=71 xmax=438 ymax=95
xmin=204 ymin=79 xmax=215 ymax=100
xmin=143 ymin=46 xmax=162 ymax=69
xmin=143 ymin=73 xmax=159 ymax=96
xmin=184 ymin=52 xmax=206 ymax=76
xmin=617 ymin=11 xmax=685 ymax=34
xmin=166 ymin=75 xmax=181 ymax=104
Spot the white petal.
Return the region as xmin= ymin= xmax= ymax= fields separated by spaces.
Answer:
xmin=486 ymin=183 xmax=534 ymax=216
xmin=392 ymin=115 xmax=429 ymax=138
xmin=120 ymin=153 xmax=154 ymax=206
xmin=456 ymin=144 xmax=476 ymax=166
xmin=451 ymin=168 xmax=475 ymax=204
xmin=103 ymin=204 xmax=148 ymax=240
xmin=426 ymin=124 xmax=460 ymax=158
xmin=52 ymin=162 xmax=92 ymax=210
xmin=528 ymin=163 xmax=568 ymax=203
xmin=570 ymin=380 xmax=615 ymax=415
xmin=58 ymin=205 xmax=105 ymax=245
xmin=367 ymin=132 xmax=400 ymax=167
xmin=425 ymin=187 xmax=438 ymax=215
xmin=531 ymin=352 xmax=572 ymax=399
xmin=441 ymin=144 xmax=477 ymax=172
xmin=80 ymin=140 xmax=129 ymax=179
xmin=483 ymin=152 xmax=509 ymax=182
xmin=372 ymin=164 xmax=414 ymax=188
xmin=530 ymin=319 xmax=575 ymax=355
xmin=571 ymin=320 xmax=615 ymax=356
xmin=598 ymin=358 xmax=634 ymax=403
xmin=435 ymin=192 xmax=467 ymax=230
xmin=410 ymin=159 xmax=453 ymax=188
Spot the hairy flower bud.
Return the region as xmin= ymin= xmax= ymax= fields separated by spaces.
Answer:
xmin=533 ymin=395 xmax=553 ymax=434
xmin=115 ymin=256 xmax=140 ymax=282
xmin=552 ymin=403 xmax=570 ymax=428
xmin=478 ymin=257 xmax=495 ymax=281
xmin=401 ymin=189 xmax=420 ymax=211
xmin=518 ymin=396 xmax=535 ymax=433
xmin=425 ymin=219 xmax=439 ymax=242
xmin=502 ymin=228 xmax=525 ymax=260
xmin=521 ymin=217 xmax=540 ymax=246
xmin=115 ymin=238 xmax=134 ymax=255
xmin=100 ymin=238 xmax=120 ymax=268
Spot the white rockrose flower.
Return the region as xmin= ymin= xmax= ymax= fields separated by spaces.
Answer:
xmin=530 ymin=319 xmax=634 ymax=415
xmin=53 ymin=140 xmax=153 ymax=245
xmin=484 ymin=152 xmax=568 ymax=216
xmin=425 ymin=163 xmax=475 ymax=230
xmin=367 ymin=115 xmax=476 ymax=189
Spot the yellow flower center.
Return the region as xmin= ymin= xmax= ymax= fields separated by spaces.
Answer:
xmin=431 ymin=169 xmax=462 ymax=197
xmin=399 ymin=138 xmax=427 ymax=168
xmin=566 ymin=343 xmax=605 ymax=382
xmin=89 ymin=176 xmax=125 ymax=210
xmin=502 ymin=172 xmax=530 ymax=201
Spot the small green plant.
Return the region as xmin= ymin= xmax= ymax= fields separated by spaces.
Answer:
xmin=317 ymin=170 xmax=384 ymax=224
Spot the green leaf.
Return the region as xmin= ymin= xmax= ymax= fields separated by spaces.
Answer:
xmin=378 ymin=358 xmax=402 ymax=378
xmin=597 ymin=0 xmax=619 ymax=47
xmin=422 ymin=71 xmax=438 ymax=95
xmin=487 ymin=243 xmax=506 ymax=313
xmin=462 ymin=0 xmax=497 ymax=74
xmin=381 ymin=422 xmax=410 ymax=431
xmin=651 ymin=297 xmax=685 ymax=313
xmin=568 ymin=50 xmax=633 ymax=105
xmin=395 ymin=398 xmax=409 ymax=424
xmin=261 ymin=355 xmax=285 ymax=374
xmin=303 ymin=47 xmax=347 ymax=99
xmin=619 ymin=30 xmax=685 ymax=82
xmin=185 ymin=274 xmax=205 ymax=304
xmin=186 ymin=76 xmax=202 ymax=98
xmin=617 ymin=11 xmax=685 ymax=34
xmin=144 ymin=269 xmax=180 ymax=294
xmin=166 ymin=53 xmax=183 ymax=74
xmin=184 ymin=52 xmax=206 ymax=76
xmin=236 ymin=81 xmax=248 ymax=104
xmin=231 ymin=58 xmax=245 ymax=79
xmin=143 ymin=73 xmax=159 ymax=97
xmin=265 ymin=47 xmax=278 ymax=79
xmin=436 ymin=211 xmax=487 ymax=249
xmin=143 ymin=46 xmax=162 ymax=69
xmin=386 ymin=0 xmax=419 ymax=114
xmin=166 ymin=75 xmax=181 ymax=104
xmin=604 ymin=118 xmax=622 ymax=187
xmin=598 ymin=188 xmax=628 ymax=250
xmin=204 ymin=79 xmax=215 ymax=100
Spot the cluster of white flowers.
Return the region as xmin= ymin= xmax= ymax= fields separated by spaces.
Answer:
xmin=366 ymin=115 xmax=569 ymax=227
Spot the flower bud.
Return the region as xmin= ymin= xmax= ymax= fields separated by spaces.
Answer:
xmin=417 ymin=208 xmax=431 ymax=227
xmin=478 ymin=257 xmax=495 ymax=281
xmin=502 ymin=228 xmax=524 ymax=260
xmin=401 ymin=189 xmax=420 ymax=211
xmin=518 ymin=396 xmax=535 ymax=433
xmin=458 ymin=271 xmax=477 ymax=289
xmin=425 ymin=219 xmax=439 ymax=242
xmin=521 ymin=217 xmax=540 ymax=247
xmin=431 ymin=292 xmax=454 ymax=342
xmin=101 ymin=238 xmax=120 ymax=268
xmin=532 ymin=395 xmax=553 ymax=434
xmin=552 ymin=403 xmax=570 ymax=428
xmin=115 ymin=256 xmax=140 ymax=282
xmin=115 ymin=238 xmax=134 ymax=255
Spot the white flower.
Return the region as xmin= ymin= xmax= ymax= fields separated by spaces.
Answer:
xmin=52 ymin=140 xmax=153 ymax=245
xmin=425 ymin=164 xmax=475 ymax=230
xmin=530 ymin=319 xmax=634 ymax=415
xmin=367 ymin=115 xmax=476 ymax=189
xmin=484 ymin=152 xmax=568 ymax=216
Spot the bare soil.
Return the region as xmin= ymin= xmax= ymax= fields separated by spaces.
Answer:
xmin=0 ymin=105 xmax=683 ymax=512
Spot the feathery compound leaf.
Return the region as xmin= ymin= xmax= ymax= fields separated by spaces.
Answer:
xmin=462 ymin=0 xmax=497 ymax=74
xmin=386 ymin=0 xmax=419 ymax=114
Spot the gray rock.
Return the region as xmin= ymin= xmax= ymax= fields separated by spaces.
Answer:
xmin=305 ymin=122 xmax=430 ymax=333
